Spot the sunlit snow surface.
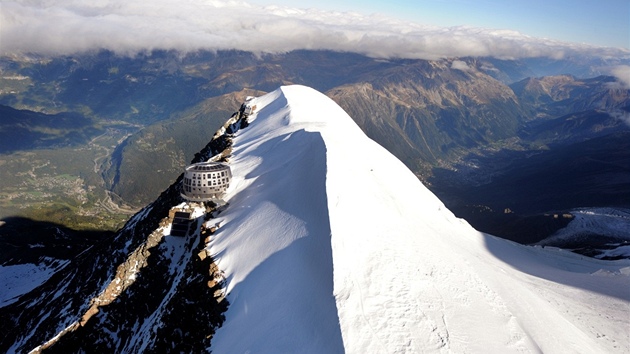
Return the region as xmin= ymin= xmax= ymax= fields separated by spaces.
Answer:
xmin=207 ymin=85 xmax=630 ymax=353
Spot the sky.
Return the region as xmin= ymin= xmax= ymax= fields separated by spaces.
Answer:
xmin=249 ymin=0 xmax=630 ymax=49
xmin=1 ymin=0 xmax=628 ymax=60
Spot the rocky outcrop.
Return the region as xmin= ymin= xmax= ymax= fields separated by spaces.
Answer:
xmin=0 ymin=104 xmax=251 ymax=353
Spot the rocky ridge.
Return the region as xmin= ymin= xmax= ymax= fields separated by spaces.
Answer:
xmin=0 ymin=102 xmax=253 ymax=353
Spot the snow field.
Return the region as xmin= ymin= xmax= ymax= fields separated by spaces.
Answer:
xmin=207 ymin=85 xmax=630 ymax=353
xmin=0 ymin=261 xmax=62 ymax=307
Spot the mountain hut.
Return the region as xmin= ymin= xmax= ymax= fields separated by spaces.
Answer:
xmin=181 ymin=162 xmax=232 ymax=202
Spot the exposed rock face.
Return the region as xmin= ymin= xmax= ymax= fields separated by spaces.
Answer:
xmin=0 ymin=108 xmax=249 ymax=353
xmin=510 ymin=75 xmax=630 ymax=119
xmin=328 ymin=59 xmax=525 ymax=171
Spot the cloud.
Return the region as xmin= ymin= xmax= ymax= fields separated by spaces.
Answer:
xmin=2 ymin=0 xmax=629 ymax=60
xmin=610 ymin=65 xmax=630 ymax=89
xmin=608 ymin=109 xmax=630 ymax=127
xmin=451 ymin=60 xmax=473 ymax=72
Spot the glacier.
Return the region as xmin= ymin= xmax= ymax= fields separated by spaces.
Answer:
xmin=205 ymin=85 xmax=630 ymax=353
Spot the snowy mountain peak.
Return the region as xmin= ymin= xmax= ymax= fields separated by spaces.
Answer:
xmin=206 ymin=85 xmax=630 ymax=353
xmin=1 ymin=85 xmax=627 ymax=353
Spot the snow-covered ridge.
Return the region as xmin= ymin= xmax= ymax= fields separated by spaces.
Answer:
xmin=207 ymin=85 xmax=630 ymax=353
xmin=539 ymin=207 xmax=630 ymax=260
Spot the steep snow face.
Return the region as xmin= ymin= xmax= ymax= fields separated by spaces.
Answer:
xmin=208 ymin=85 xmax=630 ymax=353
xmin=0 ymin=260 xmax=63 ymax=307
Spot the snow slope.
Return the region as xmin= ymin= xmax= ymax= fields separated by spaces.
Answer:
xmin=0 ymin=260 xmax=63 ymax=307
xmin=207 ymin=85 xmax=630 ymax=353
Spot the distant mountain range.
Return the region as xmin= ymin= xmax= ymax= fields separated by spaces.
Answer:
xmin=0 ymin=49 xmax=628 ymax=244
xmin=0 ymin=105 xmax=100 ymax=153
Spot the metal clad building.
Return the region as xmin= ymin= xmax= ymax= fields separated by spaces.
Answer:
xmin=181 ymin=162 xmax=232 ymax=201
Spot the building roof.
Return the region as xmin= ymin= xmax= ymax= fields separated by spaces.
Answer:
xmin=185 ymin=162 xmax=230 ymax=172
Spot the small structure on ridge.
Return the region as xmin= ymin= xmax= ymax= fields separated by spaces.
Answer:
xmin=181 ymin=161 xmax=232 ymax=202
xmin=241 ymin=96 xmax=257 ymax=117
xmin=170 ymin=211 xmax=192 ymax=237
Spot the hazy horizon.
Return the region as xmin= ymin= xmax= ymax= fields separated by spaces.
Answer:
xmin=2 ymin=0 xmax=628 ymax=61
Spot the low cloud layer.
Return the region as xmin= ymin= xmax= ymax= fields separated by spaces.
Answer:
xmin=609 ymin=109 xmax=630 ymax=127
xmin=451 ymin=60 xmax=473 ymax=72
xmin=610 ymin=66 xmax=630 ymax=89
xmin=2 ymin=0 xmax=628 ymax=60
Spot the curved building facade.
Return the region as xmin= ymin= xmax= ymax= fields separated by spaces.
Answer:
xmin=181 ymin=162 xmax=232 ymax=201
